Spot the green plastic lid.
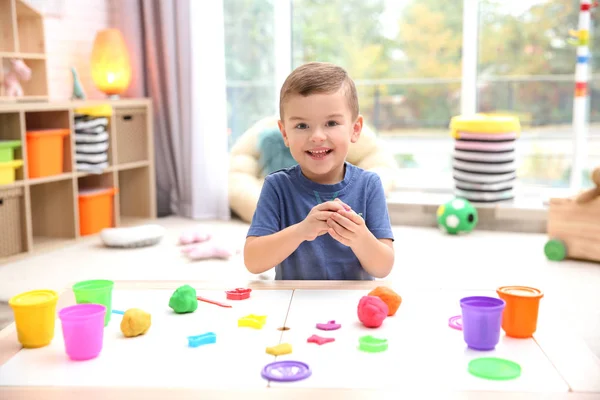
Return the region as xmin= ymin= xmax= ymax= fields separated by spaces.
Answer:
xmin=468 ymin=357 xmax=521 ymax=380
xmin=0 ymin=140 xmax=21 ymax=149
xmin=544 ymin=239 xmax=566 ymax=261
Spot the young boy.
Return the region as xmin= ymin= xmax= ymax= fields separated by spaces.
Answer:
xmin=244 ymin=62 xmax=394 ymax=280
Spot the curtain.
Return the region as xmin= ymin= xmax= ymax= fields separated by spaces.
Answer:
xmin=113 ymin=0 xmax=230 ymax=220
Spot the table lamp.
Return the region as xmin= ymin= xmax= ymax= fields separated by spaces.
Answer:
xmin=90 ymin=29 xmax=131 ymax=99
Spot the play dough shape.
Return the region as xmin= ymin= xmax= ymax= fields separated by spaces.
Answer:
xmin=367 ymin=286 xmax=402 ymax=316
xmin=358 ymin=335 xmax=388 ymax=352
xmin=120 ymin=308 xmax=151 ymax=338
xmin=468 ymin=357 xmax=522 ymax=381
xmin=316 ymin=320 xmax=341 ymax=330
xmin=307 ymin=335 xmax=335 ymax=345
xmin=169 ymin=285 xmax=198 ymax=314
xmin=238 ymin=314 xmax=267 ymax=329
xmin=266 ymin=343 xmax=292 ymax=356
xmin=357 ymin=296 xmax=388 ymax=328
xmin=188 ymin=332 xmax=216 ymax=348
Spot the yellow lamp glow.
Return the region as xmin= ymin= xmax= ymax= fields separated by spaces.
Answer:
xmin=90 ymin=29 xmax=131 ymax=98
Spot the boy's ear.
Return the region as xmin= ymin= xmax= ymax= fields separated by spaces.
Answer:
xmin=351 ymin=115 xmax=363 ymax=143
xmin=278 ymin=120 xmax=290 ymax=147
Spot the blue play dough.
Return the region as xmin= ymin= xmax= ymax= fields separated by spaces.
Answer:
xmin=257 ymin=127 xmax=297 ymax=175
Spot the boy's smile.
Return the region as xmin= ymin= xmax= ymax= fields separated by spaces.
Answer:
xmin=278 ymin=89 xmax=362 ymax=184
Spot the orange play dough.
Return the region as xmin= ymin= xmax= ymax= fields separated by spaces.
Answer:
xmin=368 ymin=286 xmax=402 ymax=316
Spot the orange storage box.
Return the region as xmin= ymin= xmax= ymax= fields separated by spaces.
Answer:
xmin=78 ymin=187 xmax=117 ymax=236
xmin=26 ymin=129 xmax=70 ymax=178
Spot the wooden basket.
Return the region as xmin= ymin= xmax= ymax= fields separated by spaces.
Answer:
xmin=0 ymin=186 xmax=25 ymax=257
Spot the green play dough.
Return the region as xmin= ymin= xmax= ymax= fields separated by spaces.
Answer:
xmin=168 ymin=285 xmax=198 ymax=314
xmin=468 ymin=357 xmax=521 ymax=380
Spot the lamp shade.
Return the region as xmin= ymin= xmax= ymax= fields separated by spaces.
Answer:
xmin=90 ymin=29 xmax=131 ymax=96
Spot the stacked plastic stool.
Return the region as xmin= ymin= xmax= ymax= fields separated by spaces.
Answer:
xmin=449 ymin=114 xmax=521 ymax=203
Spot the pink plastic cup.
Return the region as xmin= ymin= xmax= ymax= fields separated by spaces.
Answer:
xmin=58 ymin=303 xmax=106 ymax=361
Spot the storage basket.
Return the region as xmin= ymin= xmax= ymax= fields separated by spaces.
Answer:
xmin=0 ymin=159 xmax=23 ymax=185
xmin=0 ymin=187 xmax=25 ymax=257
xmin=26 ymin=129 xmax=70 ymax=178
xmin=0 ymin=140 xmax=21 ymax=162
xmin=78 ymin=187 xmax=117 ymax=236
xmin=114 ymin=107 xmax=147 ymax=164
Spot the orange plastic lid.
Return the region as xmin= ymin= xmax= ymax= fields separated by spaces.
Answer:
xmin=78 ymin=187 xmax=117 ymax=198
xmin=498 ymin=286 xmax=543 ymax=298
xmin=26 ymin=129 xmax=70 ymax=138
xmin=9 ymin=289 xmax=58 ymax=307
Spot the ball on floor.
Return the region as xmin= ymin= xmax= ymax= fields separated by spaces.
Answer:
xmin=436 ymin=197 xmax=478 ymax=235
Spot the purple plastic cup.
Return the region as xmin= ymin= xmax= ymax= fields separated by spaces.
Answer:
xmin=460 ymin=296 xmax=506 ymax=350
xmin=58 ymin=303 xmax=106 ymax=361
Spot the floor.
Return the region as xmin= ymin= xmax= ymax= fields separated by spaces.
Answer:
xmin=0 ymin=216 xmax=599 ymax=360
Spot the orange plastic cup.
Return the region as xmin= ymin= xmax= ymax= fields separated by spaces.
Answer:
xmin=9 ymin=289 xmax=59 ymax=348
xmin=496 ymin=286 xmax=543 ymax=338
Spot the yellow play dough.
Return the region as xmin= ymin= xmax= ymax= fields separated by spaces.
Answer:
xmin=266 ymin=343 xmax=292 ymax=356
xmin=120 ymin=308 xmax=151 ymax=337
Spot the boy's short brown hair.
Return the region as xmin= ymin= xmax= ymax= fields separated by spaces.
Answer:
xmin=279 ymin=62 xmax=359 ymax=120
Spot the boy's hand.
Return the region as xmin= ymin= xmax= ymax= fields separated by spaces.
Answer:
xmin=297 ymin=201 xmax=347 ymax=241
xmin=327 ymin=207 xmax=369 ymax=247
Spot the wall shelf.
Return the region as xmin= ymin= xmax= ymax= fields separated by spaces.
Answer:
xmin=0 ymin=0 xmax=48 ymax=101
xmin=0 ymin=98 xmax=156 ymax=262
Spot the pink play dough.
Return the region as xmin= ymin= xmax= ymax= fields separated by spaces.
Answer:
xmin=357 ymin=296 xmax=389 ymax=328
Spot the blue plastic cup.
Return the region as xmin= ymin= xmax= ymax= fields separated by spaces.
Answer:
xmin=460 ymin=296 xmax=506 ymax=350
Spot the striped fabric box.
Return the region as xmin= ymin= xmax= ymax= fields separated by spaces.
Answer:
xmin=73 ymin=105 xmax=112 ymax=174
xmin=449 ymin=114 xmax=521 ymax=203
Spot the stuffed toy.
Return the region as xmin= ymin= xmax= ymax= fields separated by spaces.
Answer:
xmin=2 ymin=59 xmax=32 ymax=98
xmin=257 ymin=127 xmax=297 ymax=175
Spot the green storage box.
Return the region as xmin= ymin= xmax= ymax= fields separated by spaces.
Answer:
xmin=0 ymin=140 xmax=21 ymax=162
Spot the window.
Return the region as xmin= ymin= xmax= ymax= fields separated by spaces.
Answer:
xmin=224 ymin=0 xmax=598 ymax=192
xmin=477 ymin=0 xmax=599 ymax=189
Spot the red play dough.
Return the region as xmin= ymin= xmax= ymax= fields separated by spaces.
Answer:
xmin=357 ymin=295 xmax=389 ymax=328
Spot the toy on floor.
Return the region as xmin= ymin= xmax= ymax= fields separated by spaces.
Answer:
xmin=181 ymin=240 xmax=238 ymax=261
xmin=2 ymin=58 xmax=31 ymax=98
xmin=100 ymin=224 xmax=165 ymax=248
xmin=179 ymin=227 xmax=212 ymax=245
xmin=437 ymin=197 xmax=478 ymax=235
xmin=120 ymin=308 xmax=151 ymax=338
xmin=357 ymin=295 xmax=388 ymax=328
xmin=545 ymin=166 xmax=600 ymax=263
xmin=169 ymin=285 xmax=198 ymax=314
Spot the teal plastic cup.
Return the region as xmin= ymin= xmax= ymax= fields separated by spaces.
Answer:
xmin=72 ymin=279 xmax=114 ymax=326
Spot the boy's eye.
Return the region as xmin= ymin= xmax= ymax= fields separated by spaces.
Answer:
xmin=295 ymin=123 xmax=308 ymax=129
xmin=326 ymin=121 xmax=339 ymax=127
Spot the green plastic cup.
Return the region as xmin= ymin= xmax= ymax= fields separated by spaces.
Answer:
xmin=72 ymin=279 xmax=114 ymax=326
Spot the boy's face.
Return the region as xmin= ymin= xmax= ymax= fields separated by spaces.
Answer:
xmin=278 ymin=89 xmax=362 ymax=184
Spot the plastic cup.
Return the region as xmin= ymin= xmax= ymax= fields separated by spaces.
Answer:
xmin=72 ymin=279 xmax=114 ymax=326
xmin=8 ymin=289 xmax=59 ymax=348
xmin=460 ymin=296 xmax=506 ymax=350
xmin=58 ymin=303 xmax=106 ymax=361
xmin=496 ymin=286 xmax=543 ymax=338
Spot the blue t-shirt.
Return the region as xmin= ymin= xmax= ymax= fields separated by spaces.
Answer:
xmin=246 ymin=162 xmax=394 ymax=280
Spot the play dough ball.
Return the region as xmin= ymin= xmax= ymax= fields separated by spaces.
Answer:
xmin=169 ymin=284 xmax=198 ymax=314
xmin=368 ymin=286 xmax=402 ymax=316
xmin=120 ymin=308 xmax=151 ymax=337
xmin=437 ymin=197 xmax=478 ymax=235
xmin=357 ymin=296 xmax=389 ymax=328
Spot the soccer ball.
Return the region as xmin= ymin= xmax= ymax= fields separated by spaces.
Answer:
xmin=436 ymin=198 xmax=478 ymax=235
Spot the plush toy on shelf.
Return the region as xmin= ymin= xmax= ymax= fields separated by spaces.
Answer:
xmin=437 ymin=197 xmax=478 ymax=235
xmin=2 ymin=59 xmax=31 ymax=98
